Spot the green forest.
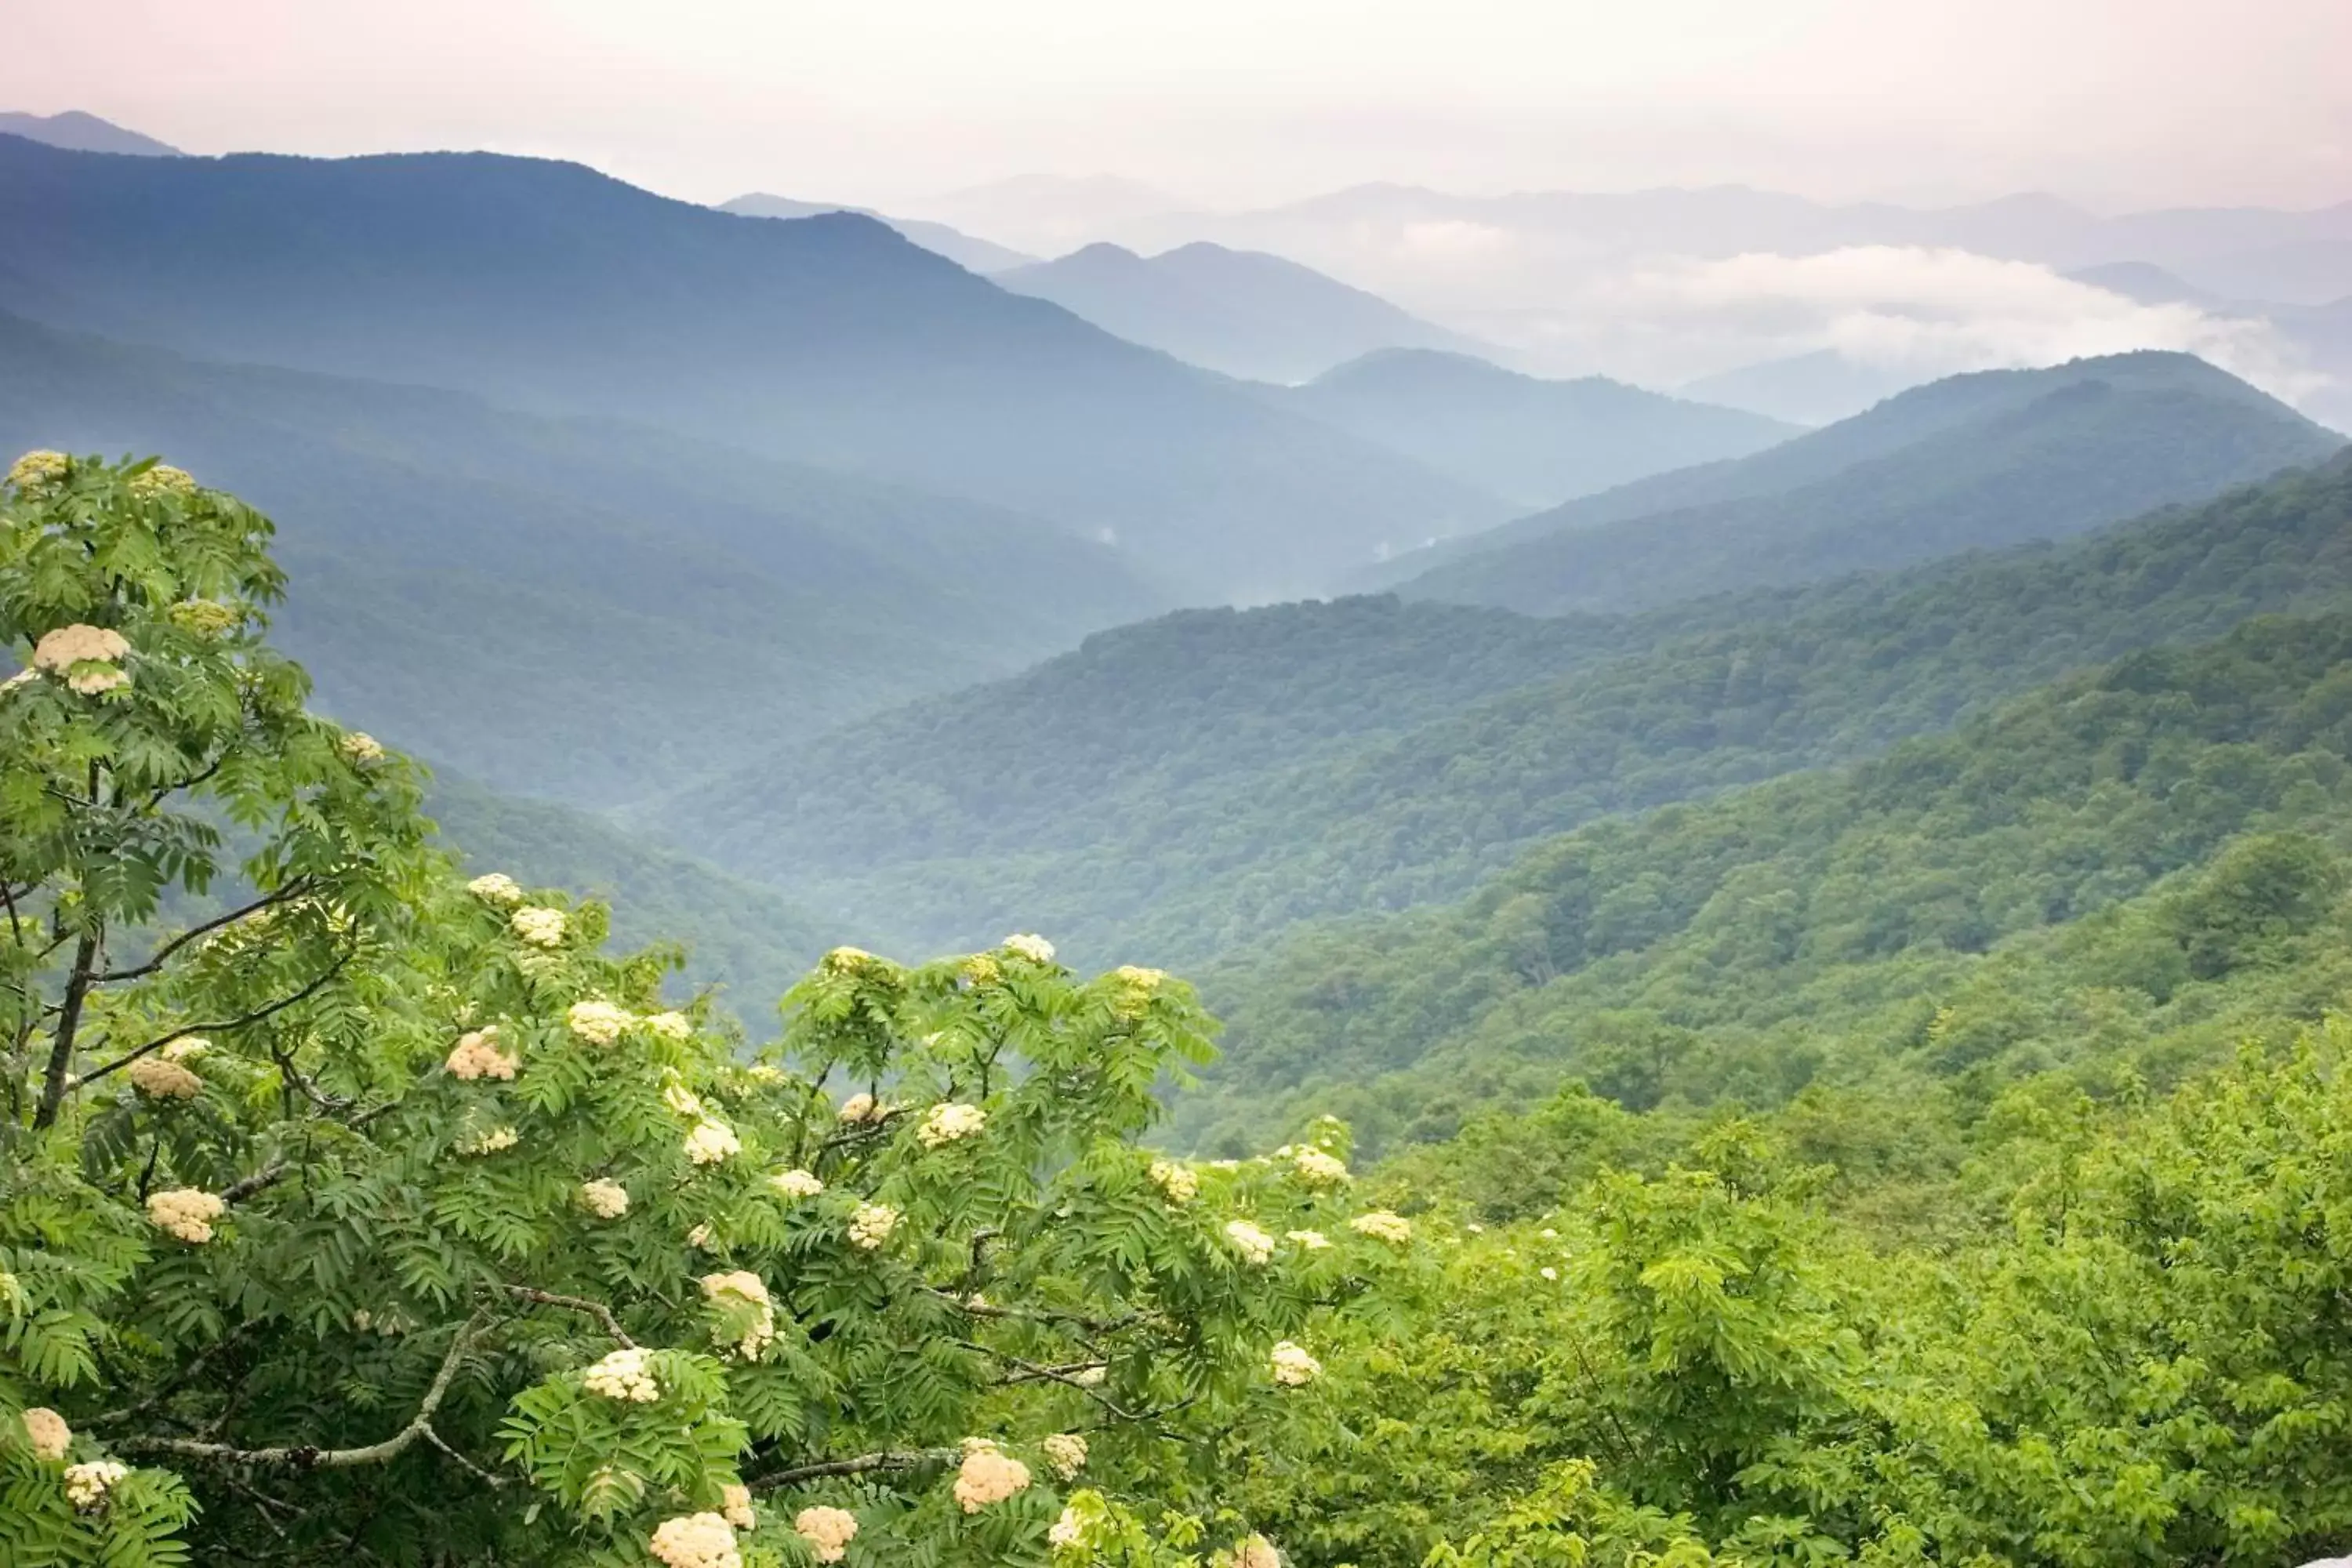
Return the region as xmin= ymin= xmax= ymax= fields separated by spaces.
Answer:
xmin=13 ymin=432 xmax=2352 ymax=1568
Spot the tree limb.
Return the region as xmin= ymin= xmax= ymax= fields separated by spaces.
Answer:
xmin=748 ymin=1446 xmax=956 ymax=1492
xmin=93 ymin=880 xmax=314 ymax=985
xmin=72 ymin=946 xmax=354 ymax=1094
xmin=501 ymin=1285 xmax=636 ymax=1348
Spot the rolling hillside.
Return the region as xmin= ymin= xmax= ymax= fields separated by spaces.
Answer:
xmin=1270 ymin=348 xmax=1795 ymax=508
xmin=0 ymin=133 xmax=1503 ymax=600
xmin=992 ymin=241 xmax=1483 ymax=383
xmin=1388 ymin=351 xmax=2340 ymax=615
xmin=652 ymin=451 xmax=2352 ymax=970
xmin=0 ymin=309 xmax=1170 ymax=804
xmin=719 ymin=191 xmax=1034 ymax=272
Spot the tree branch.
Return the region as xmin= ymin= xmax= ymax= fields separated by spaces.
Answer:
xmin=93 ymin=880 xmax=314 ymax=985
xmin=748 ymin=1446 xmax=956 ymax=1492
xmin=72 ymin=947 xmax=354 ymax=1094
xmin=501 ymin=1285 xmax=635 ymax=1348
xmin=117 ymin=1312 xmax=487 ymax=1470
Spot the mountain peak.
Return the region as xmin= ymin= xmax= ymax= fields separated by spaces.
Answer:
xmin=0 ymin=109 xmax=180 ymax=157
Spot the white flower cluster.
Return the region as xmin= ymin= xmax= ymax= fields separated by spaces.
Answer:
xmin=664 ymin=1083 xmax=706 ymax=1117
xmin=127 ymin=1054 xmax=203 ymax=1099
xmin=1291 ymin=1147 xmax=1349 ymax=1187
xmin=770 ymin=1168 xmax=824 ymax=1199
xmin=567 ymin=999 xmax=633 ymax=1045
xmin=21 ymin=1406 xmax=70 ymax=1461
xmin=1070 ymin=1365 xmax=1107 ymax=1387
xmin=446 ymin=1026 xmax=517 ymax=1081
xmin=684 ymin=1120 xmax=741 ymax=1166
xmin=794 ymin=1504 xmax=858 ymax=1563
xmin=1269 ymin=1341 xmax=1321 ymax=1386
xmin=848 ymin=1203 xmax=900 ymax=1250
xmin=147 ymin=1187 xmax=226 ymax=1243
xmin=460 ymin=1124 xmax=520 ymax=1156
xmin=467 ymin=872 xmax=524 ymax=906
xmin=1148 ymin=1160 xmax=1198 ymax=1205
xmin=32 ymin=623 xmax=131 ymax=695
xmin=1109 ymin=964 xmax=1167 ymax=1013
xmin=510 ymin=906 xmax=568 ymax=948
xmin=1350 ymin=1210 xmax=1413 ymax=1246
xmin=688 ymin=1222 xmax=714 ymax=1250
xmin=648 ymin=1512 xmax=741 ymax=1568
xmin=916 ymin=1102 xmax=986 ymax=1148
xmin=721 ymin=1483 xmax=756 ymax=1530
xmin=1235 ymin=1534 xmax=1283 ymax=1568
xmin=1225 ymin=1219 xmax=1275 ymax=1266
xmin=129 ymin=463 xmax=198 ymax=498
xmin=339 ymin=731 xmax=386 ymax=765
xmin=162 ymin=1036 xmax=207 ymax=1062
xmin=64 ymin=1460 xmax=128 ymax=1512
xmin=700 ymin=1271 xmax=777 ymax=1359
xmin=579 ymin=1178 xmax=630 ymax=1218
xmin=583 ymin=1346 xmax=661 ymax=1403
xmin=837 ymin=1092 xmax=885 ymax=1124
xmin=1042 ymin=1432 xmax=1088 ymax=1480
xmin=1002 ymin=933 xmax=1056 ymax=964
xmin=1051 ymin=1505 xmax=1087 ymax=1549
xmin=1287 ymin=1229 xmax=1331 ymax=1250
xmin=953 ymin=1442 xmax=1033 ymax=1512
xmin=7 ymin=448 xmax=68 ymax=492
xmin=644 ymin=1010 xmax=693 ymax=1041
xmin=819 ymin=946 xmax=876 ymax=975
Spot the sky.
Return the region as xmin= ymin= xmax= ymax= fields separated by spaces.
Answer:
xmin=7 ymin=0 xmax=2350 ymax=215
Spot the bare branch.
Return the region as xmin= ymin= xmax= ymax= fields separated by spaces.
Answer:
xmin=502 ymin=1285 xmax=636 ymax=1348
xmin=93 ymin=880 xmax=314 ymax=985
xmin=748 ymin=1446 xmax=956 ymax=1492
xmin=72 ymin=947 xmax=354 ymax=1094
xmin=421 ymin=1424 xmax=508 ymax=1488
xmin=117 ymin=1312 xmax=488 ymax=1470
xmin=222 ymin=1161 xmax=292 ymax=1204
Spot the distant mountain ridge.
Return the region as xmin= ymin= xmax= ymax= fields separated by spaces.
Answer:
xmin=1269 ymin=348 xmax=1796 ymax=510
xmin=718 ymin=191 xmax=1034 ymax=273
xmin=0 ymin=135 xmax=1506 ymax=601
xmin=0 ymin=110 xmax=179 ymax=157
xmin=991 ymin=241 xmax=1487 ymax=383
xmin=1385 ymin=352 xmax=2342 ymax=615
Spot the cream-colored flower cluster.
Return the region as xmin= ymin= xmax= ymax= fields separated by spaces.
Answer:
xmin=7 ymin=449 xmax=68 ymax=492
xmin=446 ymin=1026 xmax=517 ymax=1081
xmin=21 ymin=1406 xmax=70 ymax=1461
xmin=460 ymin=1124 xmax=520 ymax=1156
xmin=648 ymin=1512 xmax=741 ymax=1568
xmin=129 ymin=463 xmax=197 ymax=498
xmin=339 ymin=731 xmax=386 ymax=765
xmin=819 ymin=946 xmax=876 ymax=975
xmin=848 ymin=1202 xmax=899 ymax=1250
xmin=583 ymin=1346 xmax=660 ymax=1403
xmin=644 ymin=1010 xmax=693 ymax=1041
xmin=567 ymin=999 xmax=633 ymax=1044
xmin=700 ymin=1271 xmax=776 ymax=1359
xmin=1291 ymin=1147 xmax=1348 ymax=1187
xmin=1286 ymin=1229 xmax=1331 ymax=1250
xmin=1235 ymin=1534 xmax=1283 ymax=1568
xmin=720 ymin=1483 xmax=756 ymax=1530
xmin=664 ymin=1082 xmax=706 ymax=1117
xmin=467 ymin=872 xmax=524 ymax=906
xmin=794 ymin=1504 xmax=858 ymax=1563
xmin=167 ymin=598 xmax=240 ymax=638
xmin=770 ymin=1168 xmax=824 ymax=1199
xmin=510 ymin=906 xmax=568 ymax=948
xmin=684 ymin=1120 xmax=741 ymax=1166
xmin=916 ymin=1102 xmax=986 ymax=1148
xmin=127 ymin=1054 xmax=204 ymax=1099
xmin=162 ymin=1036 xmax=207 ymax=1062
xmin=1225 ymin=1219 xmax=1275 ymax=1265
xmin=1051 ymin=1505 xmax=1087 ymax=1548
xmin=688 ymin=1222 xmax=714 ymax=1249
xmin=32 ymin=623 xmax=131 ymax=695
xmin=1042 ymin=1432 xmax=1088 ymax=1479
xmin=1148 ymin=1160 xmax=1198 ymax=1204
xmin=1269 ymin=1341 xmax=1321 ymax=1386
xmin=64 ymin=1460 xmax=128 ymax=1511
xmin=1350 ymin=1210 xmax=1412 ymax=1246
xmin=837 ymin=1092 xmax=888 ymax=1124
xmin=953 ymin=1442 xmax=1033 ymax=1512
xmin=580 ymin=1178 xmax=630 ymax=1218
xmin=1002 ymin=933 xmax=1056 ymax=964
xmin=147 ymin=1187 xmax=226 ymax=1243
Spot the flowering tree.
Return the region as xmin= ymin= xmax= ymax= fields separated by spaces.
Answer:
xmin=0 ymin=455 xmax=1415 ymax=1567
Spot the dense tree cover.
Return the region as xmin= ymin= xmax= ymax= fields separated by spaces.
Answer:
xmin=666 ymin=451 xmax=2352 ymax=971
xmin=1393 ymin=354 xmax=2341 ymax=615
xmin=0 ymin=308 xmax=1171 ymax=806
xmin=0 ymin=455 xmax=1420 ymax=1566
xmin=1181 ymin=605 xmax=2352 ymax=1154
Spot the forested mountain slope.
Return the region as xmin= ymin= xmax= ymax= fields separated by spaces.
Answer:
xmin=720 ymin=191 xmax=1034 ymax=271
xmin=1392 ymin=351 xmax=2341 ymax=614
xmin=0 ymin=133 xmax=1504 ymax=599
xmin=1184 ymin=608 xmax=2352 ymax=1153
xmin=658 ymin=452 xmax=2352 ymax=968
xmin=0 ymin=309 xmax=1168 ymax=804
xmin=1265 ymin=348 xmax=1795 ymax=509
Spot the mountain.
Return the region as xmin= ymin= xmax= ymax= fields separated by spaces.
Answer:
xmin=0 ymin=308 xmax=1171 ymax=805
xmin=1676 ymin=350 xmax=1926 ymax=427
xmin=991 ymin=242 xmax=1485 ymax=383
xmin=1268 ymin=349 xmax=1796 ymax=509
xmin=1183 ymin=605 xmax=2352 ymax=1153
xmin=0 ymin=135 xmax=1504 ymax=601
xmin=650 ymin=450 xmax=2352 ymax=972
xmin=0 ymin=109 xmax=179 ymax=157
xmin=1389 ymin=352 xmax=2341 ymax=615
xmin=718 ymin=191 xmax=1034 ymax=272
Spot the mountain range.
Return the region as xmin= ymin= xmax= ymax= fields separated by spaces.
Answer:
xmin=718 ymin=191 xmax=1033 ymax=272
xmin=0 ymin=109 xmax=180 ymax=158
xmin=990 ymin=241 xmax=1486 ymax=383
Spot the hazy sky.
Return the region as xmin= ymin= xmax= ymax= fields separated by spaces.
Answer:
xmin=8 ymin=0 xmax=2350 ymax=214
